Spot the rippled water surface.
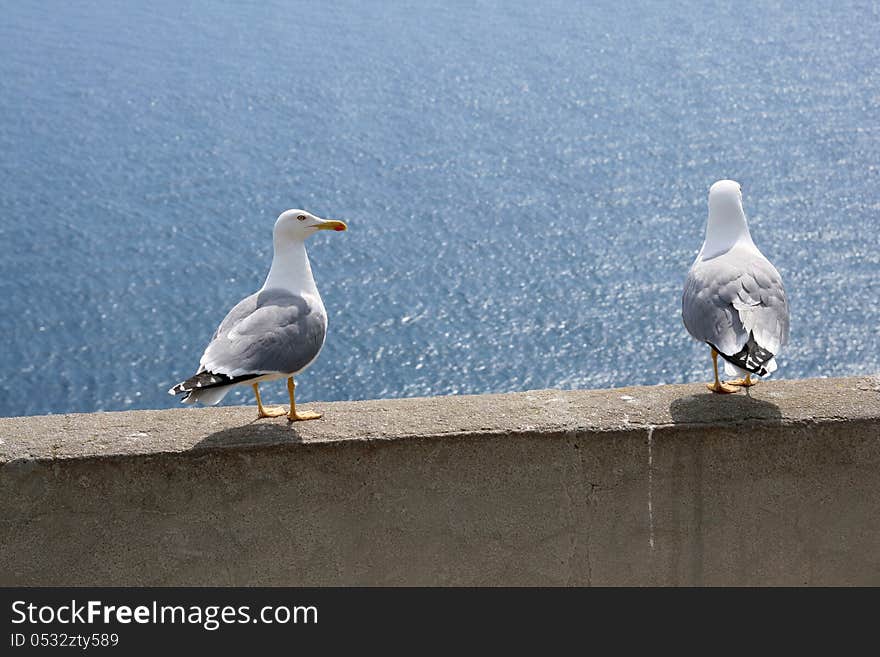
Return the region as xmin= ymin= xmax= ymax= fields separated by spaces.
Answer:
xmin=1 ymin=1 xmax=878 ymax=417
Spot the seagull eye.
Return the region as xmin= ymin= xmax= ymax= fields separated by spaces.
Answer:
xmin=297 ymin=215 xmax=307 ymax=221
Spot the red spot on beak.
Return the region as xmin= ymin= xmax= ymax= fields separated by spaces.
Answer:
xmin=334 ymin=225 xmax=345 ymax=231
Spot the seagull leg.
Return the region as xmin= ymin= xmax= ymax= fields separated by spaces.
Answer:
xmin=253 ymin=383 xmax=286 ymax=418
xmin=706 ymin=348 xmax=738 ymax=394
xmin=728 ymin=373 xmax=758 ymax=387
xmin=287 ymin=377 xmax=322 ymax=422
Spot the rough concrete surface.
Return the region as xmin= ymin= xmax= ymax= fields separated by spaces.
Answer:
xmin=1 ymin=376 xmax=879 ymax=586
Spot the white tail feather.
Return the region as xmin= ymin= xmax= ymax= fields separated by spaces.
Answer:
xmin=181 ymin=385 xmax=232 ymax=406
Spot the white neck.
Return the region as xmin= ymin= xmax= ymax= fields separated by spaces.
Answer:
xmin=700 ymin=204 xmax=755 ymax=259
xmin=261 ymin=238 xmax=319 ymax=297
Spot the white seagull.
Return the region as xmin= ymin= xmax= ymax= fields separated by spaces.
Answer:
xmin=169 ymin=209 xmax=347 ymax=420
xmin=682 ymin=180 xmax=790 ymax=393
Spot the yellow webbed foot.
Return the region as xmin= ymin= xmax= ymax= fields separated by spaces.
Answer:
xmin=288 ymin=410 xmax=322 ymax=422
xmin=706 ymin=381 xmax=739 ymax=394
xmin=253 ymin=382 xmax=287 ymax=419
xmin=728 ymin=375 xmax=758 ymax=387
xmin=257 ymin=406 xmax=288 ymax=419
xmin=284 ymin=377 xmax=321 ymax=421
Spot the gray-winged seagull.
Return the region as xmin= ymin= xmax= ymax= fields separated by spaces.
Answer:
xmin=169 ymin=209 xmax=347 ymax=420
xmin=682 ymin=180 xmax=790 ymax=393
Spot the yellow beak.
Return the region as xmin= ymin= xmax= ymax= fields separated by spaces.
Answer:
xmin=316 ymin=219 xmax=347 ymax=232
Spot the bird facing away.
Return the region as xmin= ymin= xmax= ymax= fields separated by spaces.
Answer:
xmin=682 ymin=180 xmax=790 ymax=394
xmin=169 ymin=209 xmax=347 ymax=420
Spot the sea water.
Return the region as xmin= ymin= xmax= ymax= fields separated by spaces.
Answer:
xmin=1 ymin=1 xmax=878 ymax=416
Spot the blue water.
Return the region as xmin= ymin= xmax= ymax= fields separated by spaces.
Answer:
xmin=1 ymin=1 xmax=878 ymax=417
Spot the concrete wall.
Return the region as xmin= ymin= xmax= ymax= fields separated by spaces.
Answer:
xmin=1 ymin=376 xmax=879 ymax=586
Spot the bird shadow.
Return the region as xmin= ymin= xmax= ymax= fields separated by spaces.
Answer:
xmin=191 ymin=418 xmax=305 ymax=451
xmin=669 ymin=387 xmax=782 ymax=426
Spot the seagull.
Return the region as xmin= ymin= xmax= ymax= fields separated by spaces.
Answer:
xmin=169 ymin=209 xmax=347 ymax=420
xmin=682 ymin=180 xmax=790 ymax=394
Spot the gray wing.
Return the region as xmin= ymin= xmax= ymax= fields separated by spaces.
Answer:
xmin=199 ymin=288 xmax=327 ymax=377
xmin=683 ymin=246 xmax=789 ymax=360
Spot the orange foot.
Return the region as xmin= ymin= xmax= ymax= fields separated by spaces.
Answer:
xmin=257 ymin=406 xmax=287 ymax=419
xmin=288 ymin=410 xmax=322 ymax=422
xmin=706 ymin=381 xmax=738 ymax=394
xmin=728 ymin=376 xmax=758 ymax=387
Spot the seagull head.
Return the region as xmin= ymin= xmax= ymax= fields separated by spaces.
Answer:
xmin=702 ymin=179 xmax=751 ymax=257
xmin=274 ymin=209 xmax=347 ymax=244
xmin=708 ymin=179 xmax=744 ymax=216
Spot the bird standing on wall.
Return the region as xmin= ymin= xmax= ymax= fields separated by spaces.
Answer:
xmin=682 ymin=180 xmax=790 ymax=393
xmin=169 ymin=209 xmax=347 ymax=420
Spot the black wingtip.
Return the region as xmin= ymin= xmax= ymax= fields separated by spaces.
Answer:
xmin=711 ymin=333 xmax=774 ymax=376
xmin=170 ymin=370 xmax=260 ymax=395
